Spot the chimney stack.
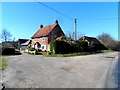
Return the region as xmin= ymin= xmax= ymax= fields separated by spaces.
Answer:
xmin=55 ymin=20 xmax=58 ymax=24
xmin=40 ymin=25 xmax=43 ymax=28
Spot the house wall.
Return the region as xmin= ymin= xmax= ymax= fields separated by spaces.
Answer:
xmin=31 ymin=24 xmax=65 ymax=51
xmin=47 ymin=44 xmax=50 ymax=51
xmin=31 ymin=37 xmax=49 ymax=51
xmin=48 ymin=24 xmax=65 ymax=43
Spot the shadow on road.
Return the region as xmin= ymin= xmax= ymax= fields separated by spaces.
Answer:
xmin=15 ymin=50 xmax=22 ymax=55
xmin=2 ymin=50 xmax=22 ymax=56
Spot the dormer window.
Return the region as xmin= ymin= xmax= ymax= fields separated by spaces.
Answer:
xmin=42 ymin=37 xmax=45 ymax=42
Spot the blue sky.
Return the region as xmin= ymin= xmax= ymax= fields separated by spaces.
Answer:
xmin=2 ymin=2 xmax=118 ymax=41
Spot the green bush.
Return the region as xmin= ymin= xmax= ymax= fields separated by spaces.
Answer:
xmin=89 ymin=43 xmax=107 ymax=51
xmin=27 ymin=45 xmax=36 ymax=51
xmin=2 ymin=47 xmax=15 ymax=55
xmin=50 ymin=40 xmax=89 ymax=54
xmin=50 ymin=40 xmax=109 ymax=54
xmin=69 ymin=43 xmax=77 ymax=53
xmin=0 ymin=47 xmax=2 ymax=55
xmin=50 ymin=40 xmax=56 ymax=54
xmin=28 ymin=47 xmax=36 ymax=51
xmin=75 ymin=40 xmax=89 ymax=52
xmin=50 ymin=40 xmax=71 ymax=54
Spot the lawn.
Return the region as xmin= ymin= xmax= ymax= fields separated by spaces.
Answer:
xmin=48 ymin=50 xmax=114 ymax=57
xmin=0 ymin=57 xmax=7 ymax=70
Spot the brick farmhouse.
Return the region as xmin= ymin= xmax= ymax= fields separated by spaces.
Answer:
xmin=31 ymin=20 xmax=65 ymax=51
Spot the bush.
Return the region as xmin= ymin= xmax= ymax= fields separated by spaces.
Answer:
xmin=50 ymin=40 xmax=89 ymax=54
xmin=2 ymin=47 xmax=15 ymax=55
xmin=75 ymin=40 xmax=89 ymax=52
xmin=0 ymin=47 xmax=2 ymax=55
xmin=50 ymin=40 xmax=56 ymax=54
xmin=27 ymin=45 xmax=36 ymax=51
xmin=28 ymin=47 xmax=36 ymax=51
xmin=89 ymin=43 xmax=107 ymax=52
xmin=50 ymin=40 xmax=71 ymax=54
xmin=69 ymin=43 xmax=77 ymax=53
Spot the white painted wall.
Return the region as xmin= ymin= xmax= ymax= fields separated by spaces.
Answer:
xmin=40 ymin=45 xmax=46 ymax=51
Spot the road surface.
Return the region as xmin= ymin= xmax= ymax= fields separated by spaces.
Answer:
xmin=0 ymin=52 xmax=119 ymax=88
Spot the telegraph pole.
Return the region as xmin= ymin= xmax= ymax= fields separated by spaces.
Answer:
xmin=74 ymin=18 xmax=77 ymax=40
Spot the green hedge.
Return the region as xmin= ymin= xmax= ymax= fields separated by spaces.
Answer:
xmin=74 ymin=40 xmax=89 ymax=52
xmin=28 ymin=47 xmax=36 ymax=51
xmin=27 ymin=45 xmax=36 ymax=51
xmin=50 ymin=40 xmax=89 ymax=54
xmin=50 ymin=40 xmax=71 ymax=54
xmin=50 ymin=40 xmax=108 ymax=54
xmin=2 ymin=47 xmax=15 ymax=55
xmin=89 ymin=43 xmax=107 ymax=51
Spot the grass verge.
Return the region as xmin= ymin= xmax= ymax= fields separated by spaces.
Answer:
xmin=0 ymin=57 xmax=7 ymax=70
xmin=48 ymin=52 xmax=94 ymax=57
xmin=24 ymin=51 xmax=42 ymax=55
xmin=24 ymin=50 xmax=114 ymax=57
xmin=48 ymin=50 xmax=114 ymax=57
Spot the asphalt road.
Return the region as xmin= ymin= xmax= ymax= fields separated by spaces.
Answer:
xmin=0 ymin=52 xmax=119 ymax=88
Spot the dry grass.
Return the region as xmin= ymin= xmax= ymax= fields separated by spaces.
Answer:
xmin=0 ymin=57 xmax=7 ymax=70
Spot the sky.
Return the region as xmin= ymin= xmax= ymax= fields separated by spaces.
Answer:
xmin=1 ymin=2 xmax=118 ymax=41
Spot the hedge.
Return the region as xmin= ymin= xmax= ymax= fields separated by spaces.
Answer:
xmin=27 ymin=45 xmax=36 ymax=51
xmin=89 ymin=43 xmax=107 ymax=51
xmin=27 ymin=47 xmax=36 ymax=51
xmin=74 ymin=40 xmax=89 ymax=52
xmin=50 ymin=40 xmax=108 ymax=54
xmin=2 ymin=47 xmax=15 ymax=55
xmin=50 ymin=40 xmax=89 ymax=54
xmin=50 ymin=40 xmax=71 ymax=54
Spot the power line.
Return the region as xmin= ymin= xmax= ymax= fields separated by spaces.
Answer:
xmin=34 ymin=0 xmax=74 ymax=21
xmin=34 ymin=0 xmax=78 ymax=40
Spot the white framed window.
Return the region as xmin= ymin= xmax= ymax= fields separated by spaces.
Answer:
xmin=42 ymin=46 xmax=44 ymax=49
xmin=40 ymin=45 xmax=46 ymax=51
xmin=42 ymin=37 xmax=45 ymax=42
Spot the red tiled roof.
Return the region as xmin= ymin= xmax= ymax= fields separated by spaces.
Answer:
xmin=32 ymin=24 xmax=57 ymax=38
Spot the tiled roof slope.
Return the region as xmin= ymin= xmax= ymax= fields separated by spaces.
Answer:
xmin=32 ymin=24 xmax=57 ymax=38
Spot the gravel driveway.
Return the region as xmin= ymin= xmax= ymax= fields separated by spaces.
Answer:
xmin=1 ymin=52 xmax=119 ymax=88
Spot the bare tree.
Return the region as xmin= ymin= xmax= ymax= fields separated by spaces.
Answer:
xmin=66 ymin=31 xmax=85 ymax=41
xmin=12 ymin=38 xmax=18 ymax=49
xmin=66 ymin=31 xmax=75 ymax=42
xmin=77 ymin=32 xmax=85 ymax=40
xmin=97 ymin=33 xmax=117 ymax=50
xmin=1 ymin=29 xmax=12 ymax=42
